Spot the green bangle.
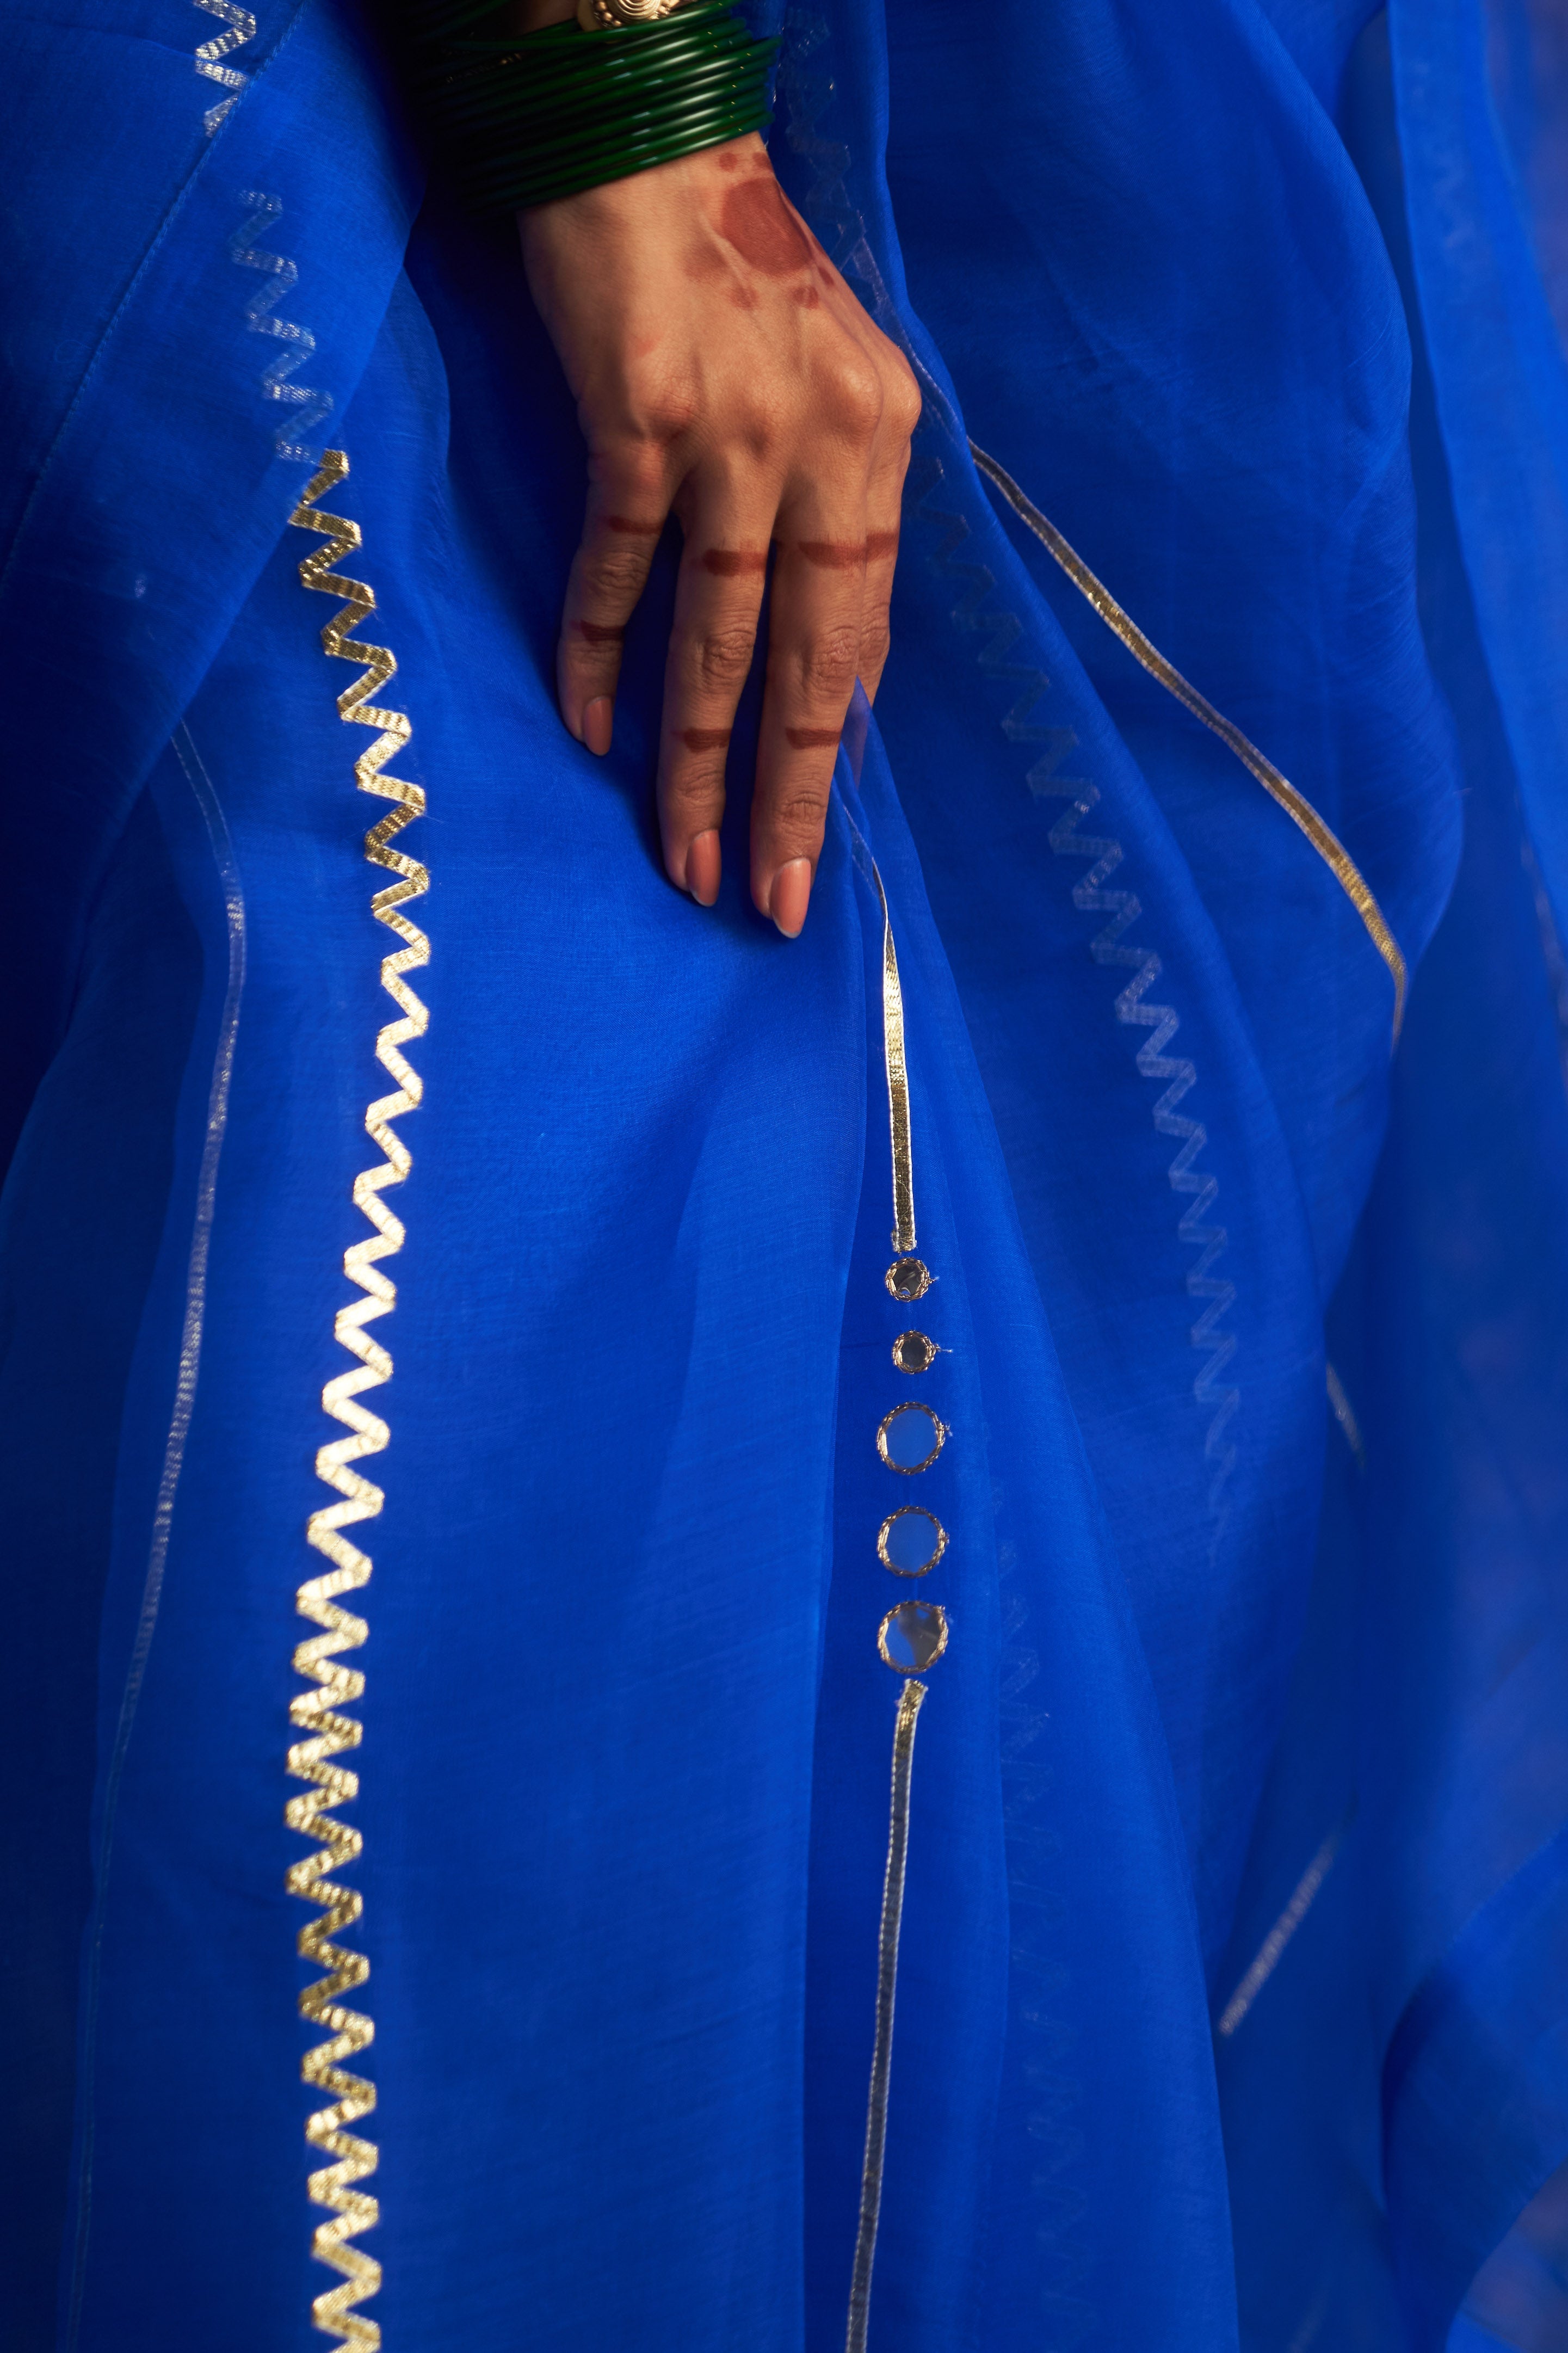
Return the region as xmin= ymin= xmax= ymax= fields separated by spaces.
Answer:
xmin=436 ymin=42 xmax=760 ymax=135
xmin=453 ymin=54 xmax=773 ymax=153
xmin=460 ymin=66 xmax=775 ymax=176
xmin=401 ymin=0 xmax=777 ymax=215
xmin=464 ymin=88 xmax=773 ymax=207
xmin=422 ymin=17 xmax=749 ymax=108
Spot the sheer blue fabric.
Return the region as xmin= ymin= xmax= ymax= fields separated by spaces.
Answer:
xmin=0 ymin=1 xmax=1561 ymax=2348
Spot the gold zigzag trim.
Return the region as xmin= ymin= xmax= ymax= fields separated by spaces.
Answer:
xmin=285 ymin=447 xmax=429 ymax=2351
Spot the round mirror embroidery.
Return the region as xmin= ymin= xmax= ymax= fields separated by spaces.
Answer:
xmin=892 ymin=1329 xmax=937 ymax=1376
xmin=885 ymin=1255 xmax=931 ymax=1303
xmin=878 ymin=1600 xmax=950 ymax=1674
xmin=876 ymin=1401 xmax=947 ymax=1474
xmin=878 ymin=1506 xmax=947 ymax=1578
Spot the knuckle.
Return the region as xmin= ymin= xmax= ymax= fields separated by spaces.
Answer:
xmin=859 ymin=607 xmax=892 ymax=677
xmin=628 ymin=382 xmax=699 ymax=447
xmin=885 ymin=357 xmax=922 ymax=440
xmin=689 ymin=624 xmax=757 ymax=691
xmin=561 ymin=637 xmax=621 ymax=679
xmin=796 ymin=621 xmax=861 ymax=701
xmin=737 ymin=407 xmax=779 ymax=463
xmin=579 ymin=546 xmax=650 ymax=606
xmin=826 ymin=355 xmax=883 ymax=439
xmin=773 ymin=786 xmax=831 ymax=837
xmin=664 ymin=764 xmax=728 ymax=816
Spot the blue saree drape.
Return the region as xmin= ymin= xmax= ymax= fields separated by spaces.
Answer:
xmin=1 ymin=1 xmax=1564 ymax=2348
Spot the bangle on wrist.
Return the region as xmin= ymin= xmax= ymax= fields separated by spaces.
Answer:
xmin=401 ymin=0 xmax=779 ymax=214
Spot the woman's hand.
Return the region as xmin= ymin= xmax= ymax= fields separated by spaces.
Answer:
xmin=518 ymin=133 xmax=921 ymax=935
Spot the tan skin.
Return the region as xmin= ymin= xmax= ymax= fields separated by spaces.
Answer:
xmin=515 ymin=0 xmax=921 ymax=935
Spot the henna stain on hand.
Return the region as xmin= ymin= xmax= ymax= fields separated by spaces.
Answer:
xmin=576 ymin=619 xmax=626 ymax=643
xmin=718 ymin=177 xmax=813 ymax=275
xmin=700 ymin=547 xmax=768 ymax=577
xmin=679 ymin=726 xmax=733 ymax=751
xmin=792 ymin=285 xmax=822 ymax=309
xmin=785 ymin=725 xmax=843 ymax=749
xmin=866 ymin=530 xmax=900 ymax=561
xmin=684 ymin=237 xmax=725 ymax=282
xmin=606 ymin=516 xmax=663 ymax=536
xmin=795 ymin=539 xmax=867 ymax=570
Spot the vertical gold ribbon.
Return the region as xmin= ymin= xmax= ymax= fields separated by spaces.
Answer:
xmin=869 ymin=857 xmax=916 ymax=1255
xmin=845 ymin=1678 xmax=928 ymax=2353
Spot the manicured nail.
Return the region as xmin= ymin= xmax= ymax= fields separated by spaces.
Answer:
xmin=584 ymin=697 xmax=613 ymax=756
xmin=685 ymin=830 xmax=721 ymax=907
xmin=769 ymin=858 xmax=812 ymax=938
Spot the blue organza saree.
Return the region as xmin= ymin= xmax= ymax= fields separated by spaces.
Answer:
xmin=2 ymin=1 xmax=1566 ymax=2347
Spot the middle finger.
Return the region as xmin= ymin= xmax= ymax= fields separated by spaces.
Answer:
xmin=658 ymin=477 xmax=775 ymax=907
xmin=752 ymin=492 xmax=871 ymax=935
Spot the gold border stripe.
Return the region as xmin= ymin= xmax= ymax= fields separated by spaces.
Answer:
xmin=285 ymin=447 xmax=429 ymax=2351
xmin=845 ymin=1678 xmax=927 ymax=2353
xmin=868 ymin=857 xmax=917 ymax=1254
xmin=1215 ymin=1816 xmax=1348 ymax=2037
xmin=968 ymin=439 xmax=1408 ymax=1042
xmin=1325 ymin=1361 xmax=1367 ymax=1472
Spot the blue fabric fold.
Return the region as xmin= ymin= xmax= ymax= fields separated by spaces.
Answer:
xmin=0 ymin=0 xmax=421 ymax=1173
xmin=1390 ymin=0 xmax=1568 ymax=944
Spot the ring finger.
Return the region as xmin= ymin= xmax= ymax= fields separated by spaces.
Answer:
xmin=657 ymin=476 xmax=775 ymax=906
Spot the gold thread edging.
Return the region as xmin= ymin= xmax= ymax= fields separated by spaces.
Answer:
xmin=1215 ymin=1815 xmax=1349 ymax=2037
xmin=844 ymin=1679 xmax=927 ymax=2353
xmin=967 ymin=439 xmax=1408 ymax=1042
xmin=875 ymin=1400 xmax=947 ymax=1475
xmin=876 ymin=1603 xmax=949 ymax=1676
xmin=285 ymin=447 xmax=429 ymax=2351
xmin=891 ymin=1329 xmax=938 ymax=1375
xmin=884 ymin=1255 xmax=930 ymax=1303
xmin=867 ymin=858 xmax=916 ymax=1251
xmin=876 ymin=1505 xmax=947 ymax=1579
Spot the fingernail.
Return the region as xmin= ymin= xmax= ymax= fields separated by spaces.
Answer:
xmin=769 ymin=858 xmax=812 ymax=939
xmin=684 ymin=830 xmax=721 ymax=907
xmin=584 ymin=697 xmax=613 ymax=756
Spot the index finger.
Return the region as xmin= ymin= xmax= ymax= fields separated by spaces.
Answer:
xmin=558 ymin=456 xmax=671 ymax=755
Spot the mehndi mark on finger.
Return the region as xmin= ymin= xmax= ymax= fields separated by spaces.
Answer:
xmin=795 ymin=540 xmax=867 ymax=570
xmin=786 ymin=726 xmax=842 ymax=749
xmin=701 ymin=548 xmax=769 ymax=576
xmin=679 ymin=727 xmax=732 ymax=751
xmin=605 ymin=515 xmax=663 ymax=536
xmin=576 ymin=620 xmax=627 ymax=643
xmin=866 ymin=531 xmax=900 ymax=562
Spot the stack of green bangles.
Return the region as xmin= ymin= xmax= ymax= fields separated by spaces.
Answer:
xmin=401 ymin=0 xmax=780 ymax=213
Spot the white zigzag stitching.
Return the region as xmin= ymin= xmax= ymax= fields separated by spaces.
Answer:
xmin=914 ymin=460 xmax=1241 ymax=1539
xmin=193 ymin=0 xmax=255 ymax=135
xmin=229 ymin=192 xmax=334 ymax=464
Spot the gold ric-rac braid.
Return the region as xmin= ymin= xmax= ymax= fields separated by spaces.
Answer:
xmin=285 ymin=448 xmax=429 ymax=2351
